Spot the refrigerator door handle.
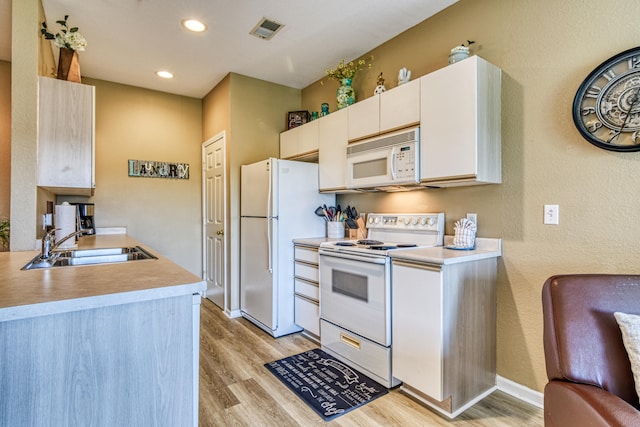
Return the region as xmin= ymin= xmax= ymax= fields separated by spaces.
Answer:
xmin=267 ymin=162 xmax=273 ymax=273
xmin=268 ymin=219 xmax=273 ymax=273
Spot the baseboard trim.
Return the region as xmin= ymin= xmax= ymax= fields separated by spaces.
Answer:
xmin=226 ymin=309 xmax=242 ymax=318
xmin=496 ymin=375 xmax=543 ymax=408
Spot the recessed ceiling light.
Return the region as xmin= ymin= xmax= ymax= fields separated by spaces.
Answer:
xmin=156 ymin=70 xmax=174 ymax=79
xmin=182 ymin=19 xmax=207 ymax=32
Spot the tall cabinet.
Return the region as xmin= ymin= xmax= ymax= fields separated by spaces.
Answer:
xmin=38 ymin=77 xmax=95 ymax=196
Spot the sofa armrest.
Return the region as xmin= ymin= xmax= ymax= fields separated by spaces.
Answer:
xmin=545 ymin=381 xmax=640 ymax=427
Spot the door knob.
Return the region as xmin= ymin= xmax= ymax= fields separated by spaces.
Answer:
xmin=216 ymin=230 xmax=224 ymax=235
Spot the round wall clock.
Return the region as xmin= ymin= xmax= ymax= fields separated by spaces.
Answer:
xmin=573 ymin=46 xmax=640 ymax=152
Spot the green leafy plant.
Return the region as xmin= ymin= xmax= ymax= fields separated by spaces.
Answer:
xmin=41 ymin=15 xmax=87 ymax=51
xmin=0 ymin=218 xmax=9 ymax=251
xmin=325 ymin=55 xmax=374 ymax=82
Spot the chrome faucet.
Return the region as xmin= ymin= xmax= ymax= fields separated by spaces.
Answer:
xmin=41 ymin=228 xmax=87 ymax=260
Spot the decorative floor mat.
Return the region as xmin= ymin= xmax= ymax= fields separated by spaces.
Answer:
xmin=265 ymin=348 xmax=388 ymax=421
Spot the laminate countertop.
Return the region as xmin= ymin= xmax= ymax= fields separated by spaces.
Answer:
xmin=0 ymin=234 xmax=205 ymax=321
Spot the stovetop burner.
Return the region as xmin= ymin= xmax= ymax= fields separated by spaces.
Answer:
xmin=396 ymin=243 xmax=417 ymax=248
xmin=335 ymin=241 xmax=356 ymax=246
xmin=369 ymin=245 xmax=398 ymax=250
xmin=357 ymin=239 xmax=384 ymax=245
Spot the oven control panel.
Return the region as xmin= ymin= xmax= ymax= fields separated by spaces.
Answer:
xmin=367 ymin=213 xmax=444 ymax=232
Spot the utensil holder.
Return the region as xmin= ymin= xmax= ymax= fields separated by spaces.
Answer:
xmin=327 ymin=222 xmax=345 ymax=239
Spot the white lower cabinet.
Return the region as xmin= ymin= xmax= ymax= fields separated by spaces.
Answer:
xmin=391 ymin=258 xmax=497 ymax=418
xmin=294 ymin=244 xmax=321 ymax=339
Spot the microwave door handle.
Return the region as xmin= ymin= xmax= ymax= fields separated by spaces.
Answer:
xmin=390 ymin=147 xmax=397 ymax=180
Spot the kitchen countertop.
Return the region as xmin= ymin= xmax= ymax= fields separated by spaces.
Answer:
xmin=390 ymin=236 xmax=502 ymax=265
xmin=293 ymin=236 xmax=338 ymax=247
xmin=0 ymin=234 xmax=205 ymax=321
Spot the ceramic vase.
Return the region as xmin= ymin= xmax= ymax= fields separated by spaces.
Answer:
xmin=57 ymin=48 xmax=81 ymax=83
xmin=337 ymin=78 xmax=355 ymax=109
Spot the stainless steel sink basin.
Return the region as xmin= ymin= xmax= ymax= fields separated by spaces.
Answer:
xmin=22 ymin=246 xmax=157 ymax=270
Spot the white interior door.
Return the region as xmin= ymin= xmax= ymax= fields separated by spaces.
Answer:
xmin=203 ymin=132 xmax=226 ymax=309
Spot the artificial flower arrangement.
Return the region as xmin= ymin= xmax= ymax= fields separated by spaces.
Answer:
xmin=325 ymin=55 xmax=374 ymax=81
xmin=41 ymin=15 xmax=87 ymax=51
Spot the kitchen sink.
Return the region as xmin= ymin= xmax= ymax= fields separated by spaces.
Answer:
xmin=22 ymin=246 xmax=157 ymax=270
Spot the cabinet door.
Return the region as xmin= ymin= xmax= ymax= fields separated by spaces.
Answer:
xmin=280 ymin=127 xmax=299 ymax=159
xmin=297 ymin=119 xmax=318 ymax=155
xmin=379 ymin=79 xmax=420 ymax=133
xmin=38 ymin=77 xmax=95 ymax=195
xmin=391 ymin=261 xmax=444 ymax=400
xmin=420 ymin=58 xmax=478 ymax=182
xmin=347 ymin=95 xmax=379 ymax=141
xmin=318 ymin=109 xmax=348 ymax=191
xmin=420 ymin=56 xmax=501 ymax=185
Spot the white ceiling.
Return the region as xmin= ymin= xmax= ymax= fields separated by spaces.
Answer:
xmin=1 ymin=0 xmax=458 ymax=98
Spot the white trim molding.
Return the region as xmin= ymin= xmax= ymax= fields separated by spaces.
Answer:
xmin=497 ymin=375 xmax=544 ymax=408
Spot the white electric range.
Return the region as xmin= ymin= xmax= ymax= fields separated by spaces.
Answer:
xmin=318 ymin=213 xmax=445 ymax=387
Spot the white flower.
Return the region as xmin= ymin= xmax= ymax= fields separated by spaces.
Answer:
xmin=54 ymin=31 xmax=87 ymax=51
xmin=41 ymin=15 xmax=87 ymax=52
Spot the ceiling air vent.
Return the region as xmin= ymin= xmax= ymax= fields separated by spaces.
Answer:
xmin=250 ymin=17 xmax=284 ymax=40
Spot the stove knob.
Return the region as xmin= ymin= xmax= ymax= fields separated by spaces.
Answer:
xmin=426 ymin=216 xmax=435 ymax=226
xmin=403 ymin=217 xmax=410 ymax=225
xmin=411 ymin=218 xmax=418 ymax=225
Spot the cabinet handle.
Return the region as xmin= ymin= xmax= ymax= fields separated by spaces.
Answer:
xmin=392 ymin=260 xmax=441 ymax=271
xmin=340 ymin=333 xmax=361 ymax=350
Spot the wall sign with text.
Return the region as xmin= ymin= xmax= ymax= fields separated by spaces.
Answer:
xmin=128 ymin=159 xmax=190 ymax=180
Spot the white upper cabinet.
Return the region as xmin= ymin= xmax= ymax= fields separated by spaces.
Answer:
xmin=37 ymin=77 xmax=95 ymax=196
xmin=347 ymin=95 xmax=379 ymax=141
xmin=379 ymin=79 xmax=421 ymax=133
xmin=279 ymin=120 xmax=319 ymax=160
xmin=318 ymin=108 xmax=348 ymax=192
xmin=348 ymin=79 xmax=421 ymax=141
xmin=419 ymin=56 xmax=501 ymax=187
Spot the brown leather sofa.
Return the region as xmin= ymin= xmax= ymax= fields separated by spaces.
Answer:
xmin=542 ymin=274 xmax=640 ymax=426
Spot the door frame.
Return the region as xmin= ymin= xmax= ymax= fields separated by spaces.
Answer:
xmin=202 ymin=131 xmax=227 ymax=311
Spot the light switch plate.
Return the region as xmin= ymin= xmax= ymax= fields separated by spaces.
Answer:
xmin=466 ymin=213 xmax=477 ymax=227
xmin=544 ymin=205 xmax=559 ymax=225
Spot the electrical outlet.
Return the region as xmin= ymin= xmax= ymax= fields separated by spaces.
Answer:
xmin=466 ymin=213 xmax=477 ymax=227
xmin=544 ymin=204 xmax=559 ymax=225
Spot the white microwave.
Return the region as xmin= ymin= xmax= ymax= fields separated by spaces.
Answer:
xmin=345 ymin=126 xmax=420 ymax=190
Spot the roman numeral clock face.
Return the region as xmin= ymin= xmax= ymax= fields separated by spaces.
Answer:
xmin=573 ymin=46 xmax=640 ymax=152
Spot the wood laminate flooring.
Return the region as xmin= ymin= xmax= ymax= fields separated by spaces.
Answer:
xmin=198 ymin=298 xmax=543 ymax=426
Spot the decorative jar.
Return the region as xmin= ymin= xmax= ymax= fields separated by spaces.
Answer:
xmin=337 ymin=78 xmax=355 ymax=110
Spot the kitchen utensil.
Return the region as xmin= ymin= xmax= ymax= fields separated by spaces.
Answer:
xmin=315 ymin=206 xmax=326 ymax=219
xmin=351 ymin=207 xmax=358 ymax=219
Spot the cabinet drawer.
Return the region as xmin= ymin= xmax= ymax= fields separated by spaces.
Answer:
xmin=294 ymin=246 xmax=318 ymax=264
xmin=320 ymin=319 xmax=392 ymax=387
xmin=295 ymin=278 xmax=319 ymax=301
xmin=295 ymin=261 xmax=319 ymax=282
xmin=295 ymin=296 xmax=320 ymax=336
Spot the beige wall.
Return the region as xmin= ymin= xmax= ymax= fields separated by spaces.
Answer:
xmin=70 ymin=78 xmax=203 ymax=275
xmin=304 ymin=0 xmax=640 ymax=393
xmin=202 ymin=73 xmax=300 ymax=313
xmin=0 ymin=60 xmax=10 ymax=219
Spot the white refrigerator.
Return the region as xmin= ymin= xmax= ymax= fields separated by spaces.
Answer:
xmin=240 ymin=158 xmax=334 ymax=337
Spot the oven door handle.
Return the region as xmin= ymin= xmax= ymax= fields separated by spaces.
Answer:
xmin=319 ymin=251 xmax=387 ymax=264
